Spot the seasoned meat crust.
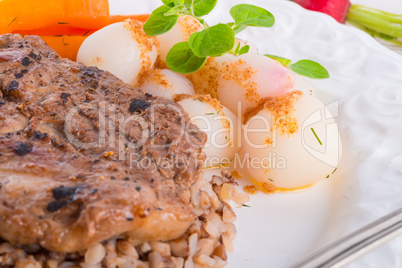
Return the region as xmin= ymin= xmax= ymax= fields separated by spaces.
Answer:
xmin=0 ymin=34 xmax=207 ymax=252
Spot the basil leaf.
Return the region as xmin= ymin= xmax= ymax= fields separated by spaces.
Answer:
xmin=174 ymin=0 xmax=184 ymax=5
xmin=144 ymin=5 xmax=179 ymax=36
xmin=188 ymin=23 xmax=235 ymax=57
xmin=192 ymin=0 xmax=218 ymax=16
xmin=239 ymin=45 xmax=250 ymax=55
xmin=264 ymin=54 xmax=292 ymax=66
xmin=166 ymin=42 xmax=207 ymax=74
xmin=230 ymin=4 xmax=275 ymax=28
xmin=289 ymin=60 xmax=330 ymax=79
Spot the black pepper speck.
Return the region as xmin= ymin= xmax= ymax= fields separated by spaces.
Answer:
xmin=60 ymin=93 xmax=71 ymax=99
xmin=46 ymin=200 xmax=68 ymax=213
xmin=52 ymin=185 xmax=84 ymax=200
xmin=5 ymin=81 xmax=19 ymax=91
xmin=15 ymin=142 xmax=32 ymax=156
xmin=128 ymin=99 xmax=151 ymax=114
xmin=33 ymin=131 xmax=48 ymax=139
xmin=21 ymin=57 xmax=33 ymax=66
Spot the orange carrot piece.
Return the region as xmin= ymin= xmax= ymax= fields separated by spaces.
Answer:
xmin=13 ymin=15 xmax=150 ymax=36
xmin=109 ymin=14 xmax=150 ymax=23
xmin=39 ymin=35 xmax=87 ymax=61
xmin=15 ymin=14 xmax=151 ymax=62
xmin=0 ymin=0 xmax=110 ymax=34
xmin=14 ymin=26 xmax=95 ymax=36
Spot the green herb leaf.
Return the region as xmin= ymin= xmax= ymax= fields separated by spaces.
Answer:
xmin=188 ymin=23 xmax=235 ymax=57
xmin=264 ymin=54 xmax=292 ymax=66
xmin=144 ymin=5 xmax=179 ymax=36
xmin=230 ymin=4 xmax=275 ymax=28
xmin=227 ymin=22 xmax=248 ymax=34
xmin=290 ymin=60 xmax=330 ymax=79
xmin=162 ymin=0 xmax=174 ymax=5
xmin=174 ymin=0 xmax=184 ymax=5
xmin=166 ymin=42 xmax=207 ymax=74
xmin=234 ymin=43 xmax=241 ymax=55
xmin=164 ymin=5 xmax=187 ymax=16
xmin=239 ymin=45 xmax=250 ymax=55
xmin=242 ymin=204 xmax=251 ymax=207
xmin=192 ymin=0 xmax=218 ymax=16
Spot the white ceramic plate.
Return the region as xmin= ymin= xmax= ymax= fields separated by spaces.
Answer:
xmin=110 ymin=0 xmax=402 ymax=267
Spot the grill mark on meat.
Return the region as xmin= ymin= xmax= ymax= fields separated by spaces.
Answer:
xmin=0 ymin=34 xmax=207 ymax=253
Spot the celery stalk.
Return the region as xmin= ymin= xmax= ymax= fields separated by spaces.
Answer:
xmin=347 ymin=5 xmax=402 ymax=45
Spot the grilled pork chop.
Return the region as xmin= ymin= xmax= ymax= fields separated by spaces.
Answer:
xmin=0 ymin=34 xmax=206 ymax=252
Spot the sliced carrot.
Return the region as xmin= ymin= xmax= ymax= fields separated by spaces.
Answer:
xmin=13 ymin=15 xmax=150 ymax=36
xmin=13 ymin=14 xmax=151 ymax=62
xmin=109 ymin=14 xmax=150 ymax=23
xmin=14 ymin=26 xmax=96 ymax=36
xmin=0 ymin=0 xmax=110 ymax=34
xmin=39 ymin=36 xmax=87 ymax=61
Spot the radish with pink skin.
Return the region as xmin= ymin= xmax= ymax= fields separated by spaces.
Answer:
xmin=217 ymin=53 xmax=295 ymax=116
xmin=293 ymin=0 xmax=402 ymax=46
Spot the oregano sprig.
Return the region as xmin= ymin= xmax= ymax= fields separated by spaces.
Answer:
xmin=144 ymin=0 xmax=330 ymax=79
xmin=144 ymin=0 xmax=274 ymax=73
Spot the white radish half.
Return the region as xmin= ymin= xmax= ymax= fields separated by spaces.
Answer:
xmin=177 ymin=95 xmax=240 ymax=168
xmin=185 ymin=39 xmax=257 ymax=98
xmin=292 ymin=73 xmax=316 ymax=96
xmin=139 ymin=69 xmax=195 ymax=100
xmin=185 ymin=53 xmax=237 ymax=98
xmin=217 ymin=53 xmax=295 ymax=116
xmin=77 ymin=20 xmax=158 ymax=87
xmin=240 ymin=91 xmax=342 ymax=191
